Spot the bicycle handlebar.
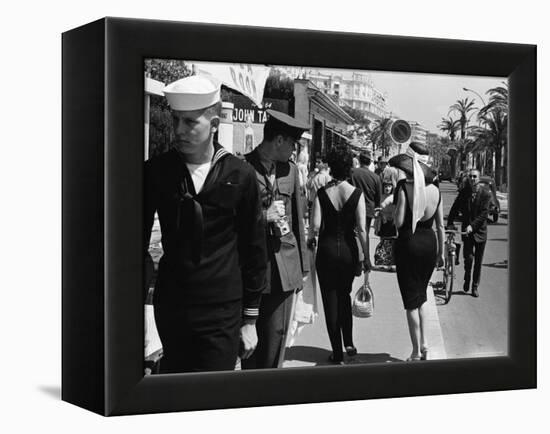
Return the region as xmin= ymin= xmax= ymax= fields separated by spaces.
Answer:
xmin=444 ymin=229 xmax=467 ymax=235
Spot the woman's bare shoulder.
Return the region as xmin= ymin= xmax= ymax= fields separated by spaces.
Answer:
xmin=339 ymin=180 xmax=356 ymax=193
xmin=425 ymin=184 xmax=441 ymax=204
xmin=426 ymin=183 xmax=440 ymax=195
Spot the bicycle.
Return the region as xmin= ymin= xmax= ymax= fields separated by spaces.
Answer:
xmin=433 ymin=229 xmax=465 ymax=304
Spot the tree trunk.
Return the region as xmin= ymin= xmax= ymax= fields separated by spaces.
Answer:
xmin=457 ymin=149 xmax=465 ymax=172
xmin=495 ymin=146 xmax=502 ymax=187
xmin=484 ymin=149 xmax=493 ymax=177
xmin=451 ymin=154 xmax=458 ymax=178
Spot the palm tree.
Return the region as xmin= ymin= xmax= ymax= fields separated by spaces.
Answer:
xmin=479 ymin=84 xmax=508 ymax=114
xmin=448 ymin=97 xmax=477 ymax=172
xmin=368 ymin=118 xmax=394 ymax=157
xmin=475 ymin=83 xmax=509 ymax=186
xmin=449 ymin=98 xmax=477 ymax=139
xmin=438 ymin=116 xmax=460 ymax=141
xmin=468 ymin=126 xmax=494 ymax=176
xmin=437 ymin=118 xmax=461 ymax=178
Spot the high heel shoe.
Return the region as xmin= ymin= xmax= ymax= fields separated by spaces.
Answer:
xmin=406 ymin=354 xmax=421 ymax=362
xmin=345 ymin=346 xmax=357 ymax=357
xmin=420 ymin=346 xmax=429 ymax=360
xmin=328 ymin=354 xmax=344 ymax=365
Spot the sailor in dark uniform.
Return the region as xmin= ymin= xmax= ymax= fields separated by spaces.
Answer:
xmin=144 ymin=74 xmax=267 ymax=373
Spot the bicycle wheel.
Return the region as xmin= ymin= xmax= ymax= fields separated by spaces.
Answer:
xmin=444 ymin=255 xmax=454 ymax=304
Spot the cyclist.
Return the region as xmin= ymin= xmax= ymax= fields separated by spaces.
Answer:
xmin=446 ymin=169 xmax=491 ymax=298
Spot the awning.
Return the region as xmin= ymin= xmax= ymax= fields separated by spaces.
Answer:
xmin=349 ymin=142 xmax=368 ymax=152
xmin=327 ymin=128 xmax=350 ymax=142
xmin=145 ymin=77 xmax=165 ymax=96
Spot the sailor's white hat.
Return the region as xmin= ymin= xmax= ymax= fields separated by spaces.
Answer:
xmin=163 ymin=74 xmax=221 ymax=111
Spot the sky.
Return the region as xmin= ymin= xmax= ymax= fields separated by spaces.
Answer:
xmin=180 ymin=60 xmax=505 ymax=135
xmin=310 ymin=67 xmax=505 ymax=133
xmin=365 ymin=70 xmax=506 ymax=133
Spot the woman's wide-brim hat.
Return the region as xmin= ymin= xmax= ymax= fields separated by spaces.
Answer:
xmin=388 ymin=142 xmax=436 ymax=183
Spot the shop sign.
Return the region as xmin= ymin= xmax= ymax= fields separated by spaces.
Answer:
xmin=231 ymin=96 xmax=289 ymax=124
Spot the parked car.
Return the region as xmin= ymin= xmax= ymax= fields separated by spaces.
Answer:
xmin=479 ymin=176 xmax=500 ymax=223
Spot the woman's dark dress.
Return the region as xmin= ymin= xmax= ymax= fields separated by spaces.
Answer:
xmin=394 ymin=179 xmax=440 ymax=310
xmin=316 ymin=186 xmax=361 ymax=361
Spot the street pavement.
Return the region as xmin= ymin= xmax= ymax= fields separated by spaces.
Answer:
xmin=436 ymin=181 xmax=508 ymax=359
xmin=282 ymin=239 xmax=446 ymax=368
xmin=282 ymin=180 xmax=508 ymax=367
xmin=147 ymin=181 xmax=508 ymax=368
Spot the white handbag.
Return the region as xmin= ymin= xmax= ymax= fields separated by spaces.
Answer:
xmin=352 ymin=273 xmax=375 ymax=318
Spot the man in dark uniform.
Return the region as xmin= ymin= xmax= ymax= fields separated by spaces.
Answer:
xmin=241 ymin=110 xmax=310 ymax=369
xmin=350 ymin=151 xmax=382 ymax=271
xmin=144 ymin=75 xmax=267 ymax=373
xmin=447 ymin=169 xmax=491 ymax=297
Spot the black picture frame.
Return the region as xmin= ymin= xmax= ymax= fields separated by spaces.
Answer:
xmin=62 ymin=17 xmax=536 ymax=416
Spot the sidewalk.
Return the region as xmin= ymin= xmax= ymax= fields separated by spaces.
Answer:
xmin=283 ymin=232 xmax=447 ymax=367
xmin=148 ymin=217 xmax=448 ymax=368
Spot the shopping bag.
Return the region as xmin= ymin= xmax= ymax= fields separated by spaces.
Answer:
xmin=352 ymin=273 xmax=374 ymax=318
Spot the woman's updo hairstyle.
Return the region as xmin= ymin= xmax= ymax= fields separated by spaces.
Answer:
xmin=326 ymin=145 xmax=353 ymax=181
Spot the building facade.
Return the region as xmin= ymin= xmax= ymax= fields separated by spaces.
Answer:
xmin=408 ymin=121 xmax=429 ymax=145
xmin=293 ymin=79 xmax=355 ymax=168
xmin=281 ymin=68 xmax=389 ymax=124
xmin=223 ymin=78 xmax=354 ymax=169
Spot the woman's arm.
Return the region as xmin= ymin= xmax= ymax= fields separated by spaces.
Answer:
xmin=355 ymin=192 xmax=368 ymax=268
xmin=434 ymin=193 xmax=445 ymax=267
xmin=307 ymin=193 xmax=321 ymax=246
xmin=380 ymin=195 xmax=393 ymax=209
xmin=393 ymin=187 xmax=406 ymax=229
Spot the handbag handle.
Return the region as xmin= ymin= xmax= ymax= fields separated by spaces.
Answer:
xmin=363 ymin=272 xmax=374 ymax=309
xmin=364 ymin=270 xmax=370 ymax=285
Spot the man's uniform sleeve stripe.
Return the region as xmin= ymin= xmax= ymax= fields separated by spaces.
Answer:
xmin=243 ymin=308 xmax=259 ymax=317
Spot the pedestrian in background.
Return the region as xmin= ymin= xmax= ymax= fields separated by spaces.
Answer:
xmin=389 ymin=142 xmax=445 ymax=361
xmin=375 ymin=155 xmax=388 ymax=177
xmin=350 ymin=150 xmax=382 ymax=271
xmin=144 ymin=74 xmax=267 ymax=373
xmin=307 ymin=159 xmax=332 ymax=209
xmin=308 ymin=145 xmax=369 ymax=365
xmin=352 ymin=153 xmax=360 ymax=169
xmin=381 ymin=164 xmax=399 ymax=188
xmin=374 ymin=181 xmax=398 ymax=270
xmin=446 ymin=168 xmax=491 ymax=297
xmin=296 ymin=145 xmax=310 ymax=222
xmin=241 ymin=110 xmax=310 ymax=369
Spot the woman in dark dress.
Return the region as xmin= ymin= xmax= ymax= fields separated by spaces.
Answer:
xmin=307 ymin=146 xmax=369 ymax=364
xmin=389 ymin=142 xmax=445 ymax=361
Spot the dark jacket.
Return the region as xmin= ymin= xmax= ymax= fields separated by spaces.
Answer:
xmin=144 ymin=144 xmax=267 ymax=319
xmin=447 ymin=184 xmax=491 ymax=243
xmin=245 ymin=149 xmax=309 ymax=293
xmin=350 ymin=166 xmax=382 ymax=218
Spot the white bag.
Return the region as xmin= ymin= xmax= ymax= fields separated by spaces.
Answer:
xmin=352 ymin=273 xmax=374 ymax=318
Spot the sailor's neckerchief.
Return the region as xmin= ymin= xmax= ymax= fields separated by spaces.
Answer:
xmin=175 ymin=142 xmax=231 ymax=265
